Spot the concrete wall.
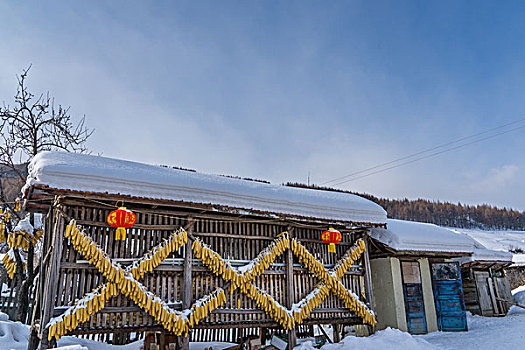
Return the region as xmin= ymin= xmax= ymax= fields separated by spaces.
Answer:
xmin=370 ymin=257 xmax=407 ymax=331
xmin=418 ymin=258 xmax=439 ymax=332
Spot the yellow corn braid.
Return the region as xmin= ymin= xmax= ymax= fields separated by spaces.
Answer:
xmin=291 ymin=238 xmax=376 ymax=326
xmin=6 ymin=228 xmax=43 ymax=251
xmin=292 ymin=284 xmax=330 ymax=324
xmin=192 ymin=233 xmax=375 ymax=328
xmin=49 ymin=221 xmax=374 ymax=341
xmin=48 ymin=221 xmax=226 ymax=341
xmin=192 ymin=233 xmax=290 ymax=290
xmin=241 ymin=282 xmax=295 ymax=330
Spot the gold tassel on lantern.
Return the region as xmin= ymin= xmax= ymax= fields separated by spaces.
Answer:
xmin=115 ymin=227 xmax=126 ymax=240
xmin=328 ymin=243 xmax=336 ymax=253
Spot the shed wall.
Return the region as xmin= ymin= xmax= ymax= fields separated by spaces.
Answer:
xmin=372 ymin=257 xmax=441 ymax=334
xmin=371 ymin=257 xmax=407 ymax=332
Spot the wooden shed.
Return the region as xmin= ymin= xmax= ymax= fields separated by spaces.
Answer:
xmin=23 ymin=151 xmax=387 ymax=349
xmin=368 ymin=219 xmax=474 ymax=334
xmin=458 ymin=247 xmax=513 ymax=317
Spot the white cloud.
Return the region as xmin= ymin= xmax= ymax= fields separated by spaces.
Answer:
xmin=469 ymin=165 xmax=519 ymax=194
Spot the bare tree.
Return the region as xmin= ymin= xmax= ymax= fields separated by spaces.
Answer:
xmin=0 ymin=65 xmax=93 ymax=322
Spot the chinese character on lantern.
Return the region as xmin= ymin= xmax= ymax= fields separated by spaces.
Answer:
xmin=107 ymin=207 xmax=137 ymax=240
xmin=321 ymin=227 xmax=342 ymax=253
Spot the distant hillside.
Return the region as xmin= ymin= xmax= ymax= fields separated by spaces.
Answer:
xmin=285 ymin=182 xmax=525 ymax=230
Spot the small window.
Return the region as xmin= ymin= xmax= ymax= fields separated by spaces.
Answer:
xmin=402 ymin=261 xmax=422 ymax=284
xmin=431 ymin=262 xmax=460 ymax=280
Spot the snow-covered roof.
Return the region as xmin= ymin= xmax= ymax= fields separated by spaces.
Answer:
xmin=24 ymin=151 xmax=387 ymax=224
xmin=512 ymin=254 xmax=525 ymax=267
xmin=370 ymin=219 xmax=475 ymax=254
xmin=462 ymin=248 xmax=513 ymax=263
xmin=448 ymin=227 xmax=520 ymax=265
xmin=452 ymin=231 xmax=513 ymax=264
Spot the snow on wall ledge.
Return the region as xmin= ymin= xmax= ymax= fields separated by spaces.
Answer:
xmin=24 ymin=152 xmax=387 ymax=224
xmin=370 ymin=219 xmax=475 ymax=253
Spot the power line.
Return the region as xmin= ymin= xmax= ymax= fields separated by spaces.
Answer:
xmin=329 ymin=123 xmax=525 ymax=186
xmin=321 ymin=117 xmax=525 ymax=186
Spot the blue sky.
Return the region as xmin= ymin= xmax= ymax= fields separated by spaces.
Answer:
xmin=1 ymin=1 xmax=525 ymax=210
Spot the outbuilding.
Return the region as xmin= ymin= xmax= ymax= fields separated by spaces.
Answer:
xmin=368 ymin=219 xmax=475 ymax=334
xmin=457 ymin=245 xmax=513 ymax=316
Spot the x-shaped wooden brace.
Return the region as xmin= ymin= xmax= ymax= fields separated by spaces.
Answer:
xmin=47 ymin=220 xmax=225 ymax=341
xmin=191 ymin=232 xmax=376 ymax=330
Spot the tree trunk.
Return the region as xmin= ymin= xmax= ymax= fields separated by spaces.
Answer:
xmin=16 ymin=241 xmax=35 ymax=323
xmin=27 ymin=323 xmax=40 ymax=350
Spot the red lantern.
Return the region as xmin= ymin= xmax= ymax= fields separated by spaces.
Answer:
xmin=107 ymin=207 xmax=137 ymax=240
xmin=321 ymin=227 xmax=342 ymax=253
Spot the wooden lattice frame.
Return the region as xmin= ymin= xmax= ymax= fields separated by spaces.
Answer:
xmin=47 ymin=218 xmax=375 ymax=341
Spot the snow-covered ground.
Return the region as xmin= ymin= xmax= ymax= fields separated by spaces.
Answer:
xmin=0 ymin=311 xmax=143 ymax=350
xmin=297 ymin=307 xmax=525 ymax=350
xmin=419 ymin=307 xmax=525 ymax=349
xmin=0 ymin=310 xmax=236 ymax=350
xmin=297 ymin=327 xmax=435 ymax=350
xmin=2 ymin=308 xmax=525 ymax=350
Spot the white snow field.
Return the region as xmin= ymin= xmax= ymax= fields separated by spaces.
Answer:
xmin=450 ymin=227 xmax=525 ymax=265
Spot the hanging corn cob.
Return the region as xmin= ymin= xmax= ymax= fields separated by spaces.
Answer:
xmin=6 ymin=214 xmax=43 ymax=251
xmin=241 ymin=282 xmax=295 ymax=330
xmin=47 ymin=282 xmax=120 ymax=341
xmin=291 ymin=284 xmax=330 ymax=324
xmin=128 ymin=228 xmax=188 ymax=280
xmin=1 ymin=249 xmax=24 ymax=279
xmin=0 ymin=210 xmax=7 ymax=243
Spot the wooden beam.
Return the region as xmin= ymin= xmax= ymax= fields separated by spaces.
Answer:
xmin=40 ymin=207 xmax=65 ymax=350
xmin=362 ymin=234 xmax=376 ymax=334
xmin=318 ymin=324 xmax=333 ymax=343
xmin=58 ymin=261 xmax=363 ymax=275
xmin=286 ymin=227 xmax=297 ymax=348
xmin=179 ymin=219 xmax=194 ymax=350
xmin=64 ymin=316 xmax=363 ymax=335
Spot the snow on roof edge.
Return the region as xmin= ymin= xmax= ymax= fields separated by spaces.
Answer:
xmin=370 ymin=219 xmax=475 ymax=254
xmin=24 ymin=151 xmax=387 ymax=225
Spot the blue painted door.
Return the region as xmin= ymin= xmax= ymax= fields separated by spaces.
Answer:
xmin=431 ymin=262 xmax=468 ymax=332
xmin=401 ymin=261 xmax=428 ymax=334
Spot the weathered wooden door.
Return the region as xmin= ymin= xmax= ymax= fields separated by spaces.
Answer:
xmin=474 ymin=271 xmax=495 ymax=315
xmin=431 ymin=262 xmax=468 ymax=331
xmin=494 ymin=275 xmax=512 ymax=314
xmin=401 ymin=261 xmax=428 ymax=334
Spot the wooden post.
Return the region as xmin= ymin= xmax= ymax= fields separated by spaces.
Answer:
xmin=28 ymin=210 xmax=54 ymax=350
xmin=332 ymin=323 xmax=340 ymax=342
xmin=179 ymin=220 xmax=194 ymax=350
xmin=40 ymin=208 xmax=65 ymax=350
xmin=286 ymin=227 xmax=296 ymax=348
xmin=259 ymin=327 xmax=267 ymax=345
xmin=362 ymin=234 xmax=375 ymax=334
